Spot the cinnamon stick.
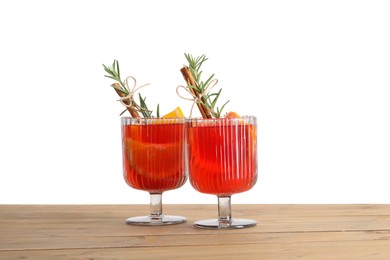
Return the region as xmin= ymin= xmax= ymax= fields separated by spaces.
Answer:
xmin=180 ymin=67 xmax=212 ymax=119
xmin=112 ymin=83 xmax=140 ymax=118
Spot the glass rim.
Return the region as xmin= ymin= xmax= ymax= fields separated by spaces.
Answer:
xmin=121 ymin=117 xmax=186 ymax=125
xmin=186 ymin=115 xmax=257 ymax=121
xmin=185 ymin=116 xmax=257 ymax=126
xmin=121 ymin=116 xmax=257 ymax=124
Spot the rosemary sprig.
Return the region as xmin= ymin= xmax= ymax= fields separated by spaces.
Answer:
xmin=184 ymin=54 xmax=229 ymax=118
xmin=138 ymin=93 xmax=153 ymax=118
xmin=156 ymin=104 xmax=160 ymax=118
xmin=103 ymin=60 xmax=159 ymax=117
xmin=103 ymin=60 xmax=126 ymax=89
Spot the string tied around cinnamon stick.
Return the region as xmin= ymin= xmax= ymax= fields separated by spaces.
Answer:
xmin=176 ymin=78 xmax=218 ymax=118
xmin=118 ymin=76 xmax=150 ymax=109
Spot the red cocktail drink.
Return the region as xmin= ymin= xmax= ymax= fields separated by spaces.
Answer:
xmin=122 ymin=121 xmax=187 ymax=193
xmin=187 ymin=116 xmax=258 ymax=229
xmin=121 ymin=117 xmax=187 ymax=225
xmin=188 ymin=120 xmax=257 ymax=195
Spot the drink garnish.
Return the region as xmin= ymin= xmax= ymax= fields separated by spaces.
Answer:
xmin=104 ymin=57 xmax=237 ymax=119
xmin=179 ymin=54 xmax=230 ymax=119
xmin=103 ymin=60 xmax=158 ymax=118
xmin=162 ymin=107 xmax=184 ymax=118
xmin=225 ymin=111 xmax=241 ymax=118
xmin=124 ymin=137 xmax=181 ymax=179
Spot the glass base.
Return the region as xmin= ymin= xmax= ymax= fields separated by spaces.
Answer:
xmin=193 ymin=218 xmax=257 ymax=229
xmin=126 ymin=215 xmax=186 ymax=226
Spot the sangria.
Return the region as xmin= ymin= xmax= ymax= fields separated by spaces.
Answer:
xmin=122 ymin=117 xmax=187 ymax=225
xmin=187 ymin=116 xmax=258 ymax=229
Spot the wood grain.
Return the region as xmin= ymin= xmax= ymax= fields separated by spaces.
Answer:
xmin=1 ymin=205 xmax=390 ymax=259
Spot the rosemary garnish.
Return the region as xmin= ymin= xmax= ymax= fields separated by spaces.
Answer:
xmin=103 ymin=60 xmax=158 ymax=117
xmin=184 ymin=54 xmax=229 ymax=118
xmin=156 ymin=104 xmax=160 ymax=118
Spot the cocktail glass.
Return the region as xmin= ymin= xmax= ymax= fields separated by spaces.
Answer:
xmin=121 ymin=117 xmax=187 ymax=225
xmin=187 ymin=116 xmax=258 ymax=229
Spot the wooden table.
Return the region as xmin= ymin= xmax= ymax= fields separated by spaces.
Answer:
xmin=1 ymin=205 xmax=390 ymax=259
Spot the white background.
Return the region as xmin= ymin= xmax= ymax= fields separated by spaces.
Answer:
xmin=0 ymin=0 xmax=389 ymax=204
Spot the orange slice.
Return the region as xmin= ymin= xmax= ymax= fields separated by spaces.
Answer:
xmin=124 ymin=138 xmax=183 ymax=179
xmin=225 ymin=112 xmax=256 ymax=140
xmin=225 ymin=111 xmax=241 ymax=118
xmin=162 ymin=106 xmax=184 ymax=118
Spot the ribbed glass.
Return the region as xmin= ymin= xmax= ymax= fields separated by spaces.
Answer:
xmin=187 ymin=116 xmax=258 ymax=229
xmin=121 ymin=118 xmax=187 ymax=193
xmin=187 ymin=116 xmax=258 ymax=196
xmin=121 ymin=117 xmax=187 ymax=225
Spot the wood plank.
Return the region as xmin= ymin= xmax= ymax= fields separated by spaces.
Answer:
xmin=1 ymin=230 xmax=390 ymax=251
xmin=1 ymin=241 xmax=390 ymax=260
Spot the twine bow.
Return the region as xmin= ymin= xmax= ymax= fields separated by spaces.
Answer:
xmin=119 ymin=76 xmax=150 ymax=108
xmin=176 ymin=79 xmax=218 ymax=118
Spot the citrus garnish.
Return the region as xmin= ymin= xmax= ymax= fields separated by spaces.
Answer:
xmin=162 ymin=106 xmax=184 ymax=118
xmin=225 ymin=111 xmax=241 ymax=118
xmin=124 ymin=138 xmax=182 ymax=179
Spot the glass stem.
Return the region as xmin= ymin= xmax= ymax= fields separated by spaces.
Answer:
xmin=150 ymin=193 xmax=163 ymax=218
xmin=218 ymin=196 xmax=232 ymax=225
